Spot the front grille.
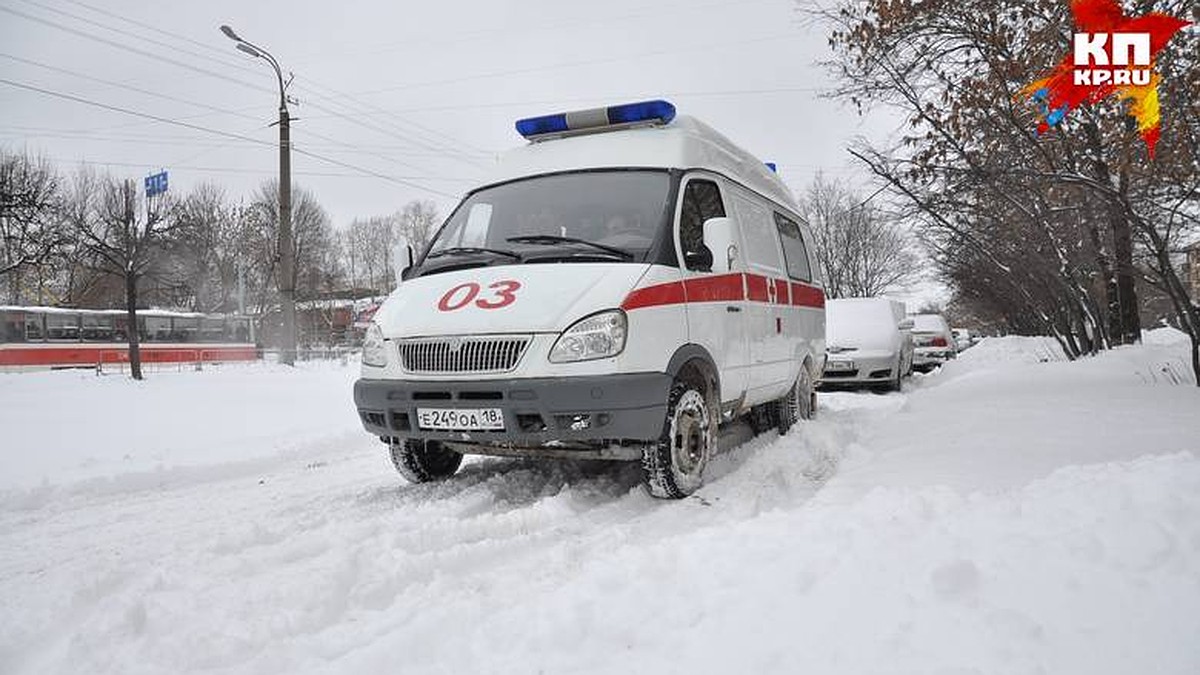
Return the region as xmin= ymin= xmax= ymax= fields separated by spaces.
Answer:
xmin=397 ymin=335 xmax=530 ymax=374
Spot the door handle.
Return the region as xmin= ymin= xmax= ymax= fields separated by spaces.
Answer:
xmin=726 ymin=305 xmax=741 ymax=313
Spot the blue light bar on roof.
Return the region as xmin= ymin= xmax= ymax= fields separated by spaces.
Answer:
xmin=515 ymin=99 xmax=676 ymax=139
xmin=764 ymin=162 xmax=777 ymax=173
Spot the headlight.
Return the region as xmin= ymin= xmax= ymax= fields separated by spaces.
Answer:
xmin=362 ymin=323 xmax=388 ymax=367
xmin=549 ymin=310 xmax=627 ymax=363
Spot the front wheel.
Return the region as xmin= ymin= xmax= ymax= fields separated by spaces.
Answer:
xmin=388 ymin=438 xmax=463 ymax=483
xmin=642 ymin=379 xmax=715 ymax=499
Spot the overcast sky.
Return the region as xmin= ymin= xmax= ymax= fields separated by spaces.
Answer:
xmin=0 ymin=0 xmax=904 ymax=221
xmin=1 ymin=0 xmax=949 ymax=304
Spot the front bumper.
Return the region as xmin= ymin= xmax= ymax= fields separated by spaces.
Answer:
xmin=820 ymin=351 xmax=896 ymax=385
xmin=354 ymin=372 xmax=672 ymax=449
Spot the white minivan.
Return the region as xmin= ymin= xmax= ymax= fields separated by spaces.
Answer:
xmin=353 ymin=100 xmax=826 ymax=498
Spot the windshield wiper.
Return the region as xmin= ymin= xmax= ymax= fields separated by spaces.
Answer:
xmin=426 ymin=246 xmax=522 ymax=261
xmin=506 ymin=235 xmax=633 ymax=260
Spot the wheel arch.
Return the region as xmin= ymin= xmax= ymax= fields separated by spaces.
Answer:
xmin=666 ymin=343 xmax=721 ymax=403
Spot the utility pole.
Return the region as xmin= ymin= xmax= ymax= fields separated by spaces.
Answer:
xmin=220 ymin=24 xmax=297 ymax=365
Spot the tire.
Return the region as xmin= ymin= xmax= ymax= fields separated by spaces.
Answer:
xmin=773 ymin=366 xmax=816 ymax=435
xmin=889 ymin=360 xmax=903 ymax=392
xmin=388 ymin=438 xmax=463 ymax=483
xmin=642 ymin=378 xmax=715 ymax=499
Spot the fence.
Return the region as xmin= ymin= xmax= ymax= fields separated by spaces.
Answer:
xmin=94 ymin=347 xmax=359 ymax=375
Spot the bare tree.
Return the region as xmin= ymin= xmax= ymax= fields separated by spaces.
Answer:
xmin=344 ymin=215 xmax=394 ymax=293
xmin=800 ymin=174 xmax=919 ymax=299
xmin=1 ymin=149 xmax=65 ymax=304
xmin=65 ymin=171 xmax=181 ymax=380
xmin=811 ymin=0 xmax=1198 ymax=379
xmin=397 ymin=199 xmax=439 ymax=256
xmin=342 ymin=201 xmax=439 ymax=295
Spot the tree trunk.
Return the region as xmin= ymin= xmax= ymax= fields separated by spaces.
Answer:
xmin=1107 ymin=206 xmax=1142 ymax=345
xmin=125 ymin=272 xmax=143 ymax=381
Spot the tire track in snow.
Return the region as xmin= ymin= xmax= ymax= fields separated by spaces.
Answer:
xmin=0 ymin=390 xmax=907 ymax=674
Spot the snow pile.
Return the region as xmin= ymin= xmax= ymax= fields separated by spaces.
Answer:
xmin=1143 ymin=325 xmax=1190 ymax=345
xmin=1 ymin=338 xmax=1198 ymax=674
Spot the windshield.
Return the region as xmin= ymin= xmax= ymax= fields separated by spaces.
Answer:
xmin=912 ymin=314 xmax=948 ymax=334
xmin=827 ymin=300 xmax=897 ymax=343
xmin=425 ymin=170 xmax=671 ymax=265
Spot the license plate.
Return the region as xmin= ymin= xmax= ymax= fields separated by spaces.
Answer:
xmin=826 ymin=360 xmax=855 ymax=371
xmin=416 ymin=407 xmax=505 ymax=431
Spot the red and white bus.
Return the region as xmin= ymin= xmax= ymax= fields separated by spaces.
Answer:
xmin=0 ymin=306 xmax=257 ymax=371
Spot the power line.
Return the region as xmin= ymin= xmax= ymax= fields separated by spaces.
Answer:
xmin=0 ymin=52 xmax=261 ymax=123
xmin=42 ymin=157 xmax=472 ymax=182
xmin=0 ymin=77 xmax=459 ymax=197
xmin=297 ymin=86 xmax=829 ymax=121
xmin=8 ymin=0 xmax=495 ymax=173
xmin=33 ymin=0 xmax=495 ymax=166
xmin=286 ymin=0 xmax=780 ymax=65
xmin=0 ymin=4 xmax=272 ymax=98
xmin=0 ymin=126 xmax=491 ymax=156
xmin=0 ymin=24 xmax=482 ymax=180
xmin=332 ymin=33 xmax=800 ymax=99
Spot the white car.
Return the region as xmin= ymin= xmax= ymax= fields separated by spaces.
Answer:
xmin=353 ymin=100 xmax=827 ymax=499
xmin=952 ymin=328 xmax=974 ymax=351
xmin=821 ymin=298 xmax=913 ymax=391
xmin=911 ymin=313 xmax=957 ymax=371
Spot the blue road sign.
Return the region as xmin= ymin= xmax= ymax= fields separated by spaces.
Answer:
xmin=145 ymin=171 xmax=169 ymax=197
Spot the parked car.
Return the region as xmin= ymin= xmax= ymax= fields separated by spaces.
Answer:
xmin=821 ymin=298 xmax=913 ymax=391
xmin=353 ymin=100 xmax=827 ymax=499
xmin=952 ymin=328 xmax=974 ymax=351
xmin=911 ymin=313 xmax=957 ymax=371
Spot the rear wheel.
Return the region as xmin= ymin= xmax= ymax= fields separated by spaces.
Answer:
xmin=643 ymin=378 xmax=714 ymax=499
xmin=773 ymin=366 xmax=816 ymax=435
xmin=388 ymin=438 xmax=463 ymax=483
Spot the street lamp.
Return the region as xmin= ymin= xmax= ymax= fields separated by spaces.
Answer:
xmin=220 ymin=23 xmax=297 ymax=366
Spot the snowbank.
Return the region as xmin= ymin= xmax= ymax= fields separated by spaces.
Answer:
xmin=1 ymin=337 xmax=1198 ymax=674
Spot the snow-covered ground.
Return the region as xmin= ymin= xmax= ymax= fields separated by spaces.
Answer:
xmin=1 ymin=333 xmax=1198 ymax=674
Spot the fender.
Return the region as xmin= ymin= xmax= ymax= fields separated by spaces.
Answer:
xmin=665 ymin=343 xmax=722 ymax=405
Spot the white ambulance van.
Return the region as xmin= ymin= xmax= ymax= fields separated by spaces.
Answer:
xmin=353 ymin=100 xmax=826 ymax=498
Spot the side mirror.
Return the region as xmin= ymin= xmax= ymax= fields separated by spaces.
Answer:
xmin=701 ymin=217 xmax=738 ymax=273
xmin=393 ymin=236 xmax=415 ymax=286
xmin=898 ymin=318 xmax=914 ymax=331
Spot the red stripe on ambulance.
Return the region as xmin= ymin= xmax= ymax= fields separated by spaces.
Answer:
xmin=621 ymin=274 xmax=824 ymax=311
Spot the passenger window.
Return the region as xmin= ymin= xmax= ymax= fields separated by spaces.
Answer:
xmin=81 ymin=315 xmax=116 ymax=342
xmin=732 ymin=194 xmax=783 ymax=273
xmin=679 ymin=180 xmax=725 ymax=271
xmin=45 ymin=314 xmax=80 ymax=341
xmin=141 ymin=317 xmax=172 ymax=342
xmin=1 ymin=311 xmax=24 ymax=343
xmin=25 ymin=314 xmax=44 ymax=341
xmin=774 ymin=213 xmax=812 ymax=282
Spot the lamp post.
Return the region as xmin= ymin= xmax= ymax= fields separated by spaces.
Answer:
xmin=220 ymin=24 xmax=296 ymax=366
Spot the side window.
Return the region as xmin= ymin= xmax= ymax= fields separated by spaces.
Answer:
xmin=678 ymin=179 xmax=725 ymax=271
xmin=45 ymin=313 xmax=80 ymax=341
xmin=25 ymin=314 xmax=44 ymax=341
xmin=731 ymin=193 xmax=784 ymax=273
xmin=81 ymin=314 xmax=116 ymax=342
xmin=1 ymin=311 xmax=24 ymax=343
xmin=774 ymin=212 xmax=812 ymax=282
